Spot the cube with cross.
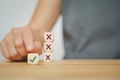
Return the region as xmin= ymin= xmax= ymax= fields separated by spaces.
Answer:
xmin=44 ymin=32 xmax=54 ymax=42
xmin=43 ymin=42 xmax=54 ymax=52
xmin=44 ymin=53 xmax=53 ymax=62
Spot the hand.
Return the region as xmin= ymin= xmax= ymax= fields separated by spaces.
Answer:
xmin=0 ymin=26 xmax=42 ymax=61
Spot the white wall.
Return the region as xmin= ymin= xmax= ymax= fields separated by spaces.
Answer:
xmin=0 ymin=0 xmax=65 ymax=60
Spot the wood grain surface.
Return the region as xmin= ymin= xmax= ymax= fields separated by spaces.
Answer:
xmin=0 ymin=60 xmax=120 ymax=80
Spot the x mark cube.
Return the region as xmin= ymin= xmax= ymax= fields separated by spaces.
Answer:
xmin=44 ymin=53 xmax=53 ymax=62
xmin=44 ymin=32 xmax=54 ymax=42
xmin=43 ymin=42 xmax=54 ymax=52
xmin=28 ymin=53 xmax=39 ymax=64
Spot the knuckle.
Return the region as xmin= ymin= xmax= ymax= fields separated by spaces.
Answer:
xmin=5 ymin=35 xmax=11 ymax=43
xmin=5 ymin=36 xmax=9 ymax=42
xmin=5 ymin=55 xmax=11 ymax=60
xmin=23 ymin=30 xmax=28 ymax=35
xmin=19 ymin=49 xmax=27 ymax=56
xmin=2 ymin=52 xmax=11 ymax=60
xmin=23 ymin=28 xmax=31 ymax=35
xmin=15 ymin=41 xmax=23 ymax=48
xmin=11 ymin=54 xmax=17 ymax=58
xmin=11 ymin=27 xmax=19 ymax=33
xmin=9 ymin=49 xmax=17 ymax=57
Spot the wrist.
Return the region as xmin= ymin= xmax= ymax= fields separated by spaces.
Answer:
xmin=28 ymin=23 xmax=51 ymax=32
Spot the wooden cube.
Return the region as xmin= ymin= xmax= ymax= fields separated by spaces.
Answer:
xmin=43 ymin=42 xmax=54 ymax=52
xmin=27 ymin=53 xmax=39 ymax=64
xmin=44 ymin=53 xmax=53 ymax=62
xmin=44 ymin=32 xmax=54 ymax=42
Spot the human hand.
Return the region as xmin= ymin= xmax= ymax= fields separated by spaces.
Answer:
xmin=0 ymin=26 xmax=42 ymax=61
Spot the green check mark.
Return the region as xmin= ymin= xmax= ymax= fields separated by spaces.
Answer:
xmin=30 ymin=56 xmax=37 ymax=63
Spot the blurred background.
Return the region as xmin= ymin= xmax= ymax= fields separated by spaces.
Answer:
xmin=0 ymin=0 xmax=65 ymax=60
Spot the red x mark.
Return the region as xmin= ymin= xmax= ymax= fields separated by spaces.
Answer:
xmin=45 ymin=55 xmax=50 ymax=60
xmin=46 ymin=34 xmax=51 ymax=40
xmin=46 ymin=44 xmax=51 ymax=50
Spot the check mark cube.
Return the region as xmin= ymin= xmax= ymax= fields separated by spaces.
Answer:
xmin=28 ymin=53 xmax=39 ymax=64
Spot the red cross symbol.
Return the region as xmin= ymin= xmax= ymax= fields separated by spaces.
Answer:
xmin=46 ymin=34 xmax=51 ymax=40
xmin=45 ymin=55 xmax=50 ymax=60
xmin=46 ymin=44 xmax=51 ymax=50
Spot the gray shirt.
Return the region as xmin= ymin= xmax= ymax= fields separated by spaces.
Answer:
xmin=62 ymin=0 xmax=120 ymax=59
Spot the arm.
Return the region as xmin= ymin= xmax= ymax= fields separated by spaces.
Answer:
xmin=0 ymin=0 xmax=61 ymax=61
xmin=29 ymin=0 xmax=61 ymax=31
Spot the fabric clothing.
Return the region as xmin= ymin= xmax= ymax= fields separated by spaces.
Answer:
xmin=62 ymin=0 xmax=120 ymax=59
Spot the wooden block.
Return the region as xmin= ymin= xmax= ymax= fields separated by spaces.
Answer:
xmin=27 ymin=53 xmax=39 ymax=64
xmin=44 ymin=53 xmax=53 ymax=62
xmin=43 ymin=42 xmax=54 ymax=52
xmin=44 ymin=32 xmax=54 ymax=42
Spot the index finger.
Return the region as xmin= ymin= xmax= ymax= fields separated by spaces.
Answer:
xmin=22 ymin=29 xmax=34 ymax=52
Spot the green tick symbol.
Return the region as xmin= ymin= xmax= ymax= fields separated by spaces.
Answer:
xmin=30 ymin=56 xmax=37 ymax=63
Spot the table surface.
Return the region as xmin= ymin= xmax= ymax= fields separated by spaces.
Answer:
xmin=0 ymin=60 xmax=120 ymax=80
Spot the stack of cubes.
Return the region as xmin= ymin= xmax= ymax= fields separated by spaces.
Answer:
xmin=27 ymin=32 xmax=54 ymax=64
xmin=43 ymin=32 xmax=54 ymax=62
